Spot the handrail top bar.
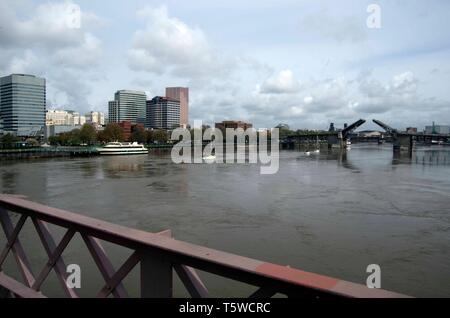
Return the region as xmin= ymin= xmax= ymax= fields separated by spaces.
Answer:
xmin=0 ymin=194 xmax=411 ymax=298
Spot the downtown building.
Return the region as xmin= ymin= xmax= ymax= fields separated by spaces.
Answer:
xmin=146 ymin=96 xmax=180 ymax=130
xmin=46 ymin=110 xmax=86 ymax=126
xmin=108 ymin=90 xmax=146 ymax=124
xmin=87 ymin=111 xmax=105 ymax=126
xmin=0 ymin=74 xmax=46 ymax=137
xmin=215 ymin=120 xmax=253 ymax=131
xmin=45 ymin=109 xmax=104 ymax=140
xmin=425 ymin=123 xmax=450 ymax=135
xmin=165 ymin=87 xmax=189 ymax=128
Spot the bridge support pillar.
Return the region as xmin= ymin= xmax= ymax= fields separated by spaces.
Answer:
xmin=393 ymin=135 xmax=413 ymax=157
xmin=327 ymin=135 xmax=341 ymax=149
xmin=0 ymin=285 xmax=12 ymax=298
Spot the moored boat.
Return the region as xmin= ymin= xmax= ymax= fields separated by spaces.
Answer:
xmin=97 ymin=142 xmax=148 ymax=155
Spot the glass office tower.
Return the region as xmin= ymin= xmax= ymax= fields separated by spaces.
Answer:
xmin=108 ymin=90 xmax=146 ymax=124
xmin=0 ymin=74 xmax=46 ymax=136
xmin=146 ymin=96 xmax=180 ymax=129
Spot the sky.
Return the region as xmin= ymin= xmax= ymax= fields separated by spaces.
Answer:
xmin=0 ymin=0 xmax=449 ymax=130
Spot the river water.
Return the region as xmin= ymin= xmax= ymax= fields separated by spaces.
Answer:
xmin=0 ymin=144 xmax=449 ymax=297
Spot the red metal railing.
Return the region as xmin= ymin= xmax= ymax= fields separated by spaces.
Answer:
xmin=0 ymin=194 xmax=410 ymax=298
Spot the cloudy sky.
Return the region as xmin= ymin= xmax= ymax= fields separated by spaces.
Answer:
xmin=1 ymin=0 xmax=449 ymax=130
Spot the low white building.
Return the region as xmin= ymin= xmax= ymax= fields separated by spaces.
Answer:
xmin=87 ymin=111 xmax=105 ymax=126
xmin=46 ymin=110 xmax=86 ymax=126
xmin=358 ymin=130 xmax=383 ymax=138
xmin=47 ymin=109 xmax=103 ymax=127
xmin=46 ymin=110 xmax=69 ymax=126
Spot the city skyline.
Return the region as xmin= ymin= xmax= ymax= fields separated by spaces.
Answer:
xmin=0 ymin=1 xmax=450 ymax=131
xmin=2 ymin=72 xmax=448 ymax=134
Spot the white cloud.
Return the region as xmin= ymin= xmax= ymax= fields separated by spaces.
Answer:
xmin=260 ymin=70 xmax=300 ymax=94
xmin=355 ymin=71 xmax=420 ymax=114
xmin=53 ymin=33 xmax=103 ymax=69
xmin=0 ymin=0 xmax=104 ymax=70
xmin=392 ymin=71 xmax=417 ymax=93
xmin=124 ymin=5 xmax=449 ymax=130
xmin=0 ymin=1 xmax=105 ymax=112
xmin=298 ymin=13 xmax=367 ymax=44
xmin=1 ymin=1 xmax=86 ymax=49
xmin=128 ymin=6 xmax=226 ymax=79
xmin=6 ymin=50 xmax=38 ymax=74
xmin=240 ymin=68 xmax=447 ymax=129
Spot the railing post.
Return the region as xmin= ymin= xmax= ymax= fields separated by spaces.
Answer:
xmin=140 ymin=250 xmax=173 ymax=298
xmin=0 ymin=285 xmax=12 ymax=298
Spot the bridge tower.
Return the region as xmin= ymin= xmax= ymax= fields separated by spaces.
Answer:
xmin=372 ymin=119 xmax=413 ymax=157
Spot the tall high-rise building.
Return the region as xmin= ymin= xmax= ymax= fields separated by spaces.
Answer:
xmin=146 ymin=96 xmax=180 ymax=130
xmin=0 ymin=74 xmax=46 ymax=136
xmin=165 ymin=87 xmax=189 ymax=128
xmin=108 ymin=101 xmax=119 ymax=123
xmin=108 ymin=90 xmax=146 ymax=124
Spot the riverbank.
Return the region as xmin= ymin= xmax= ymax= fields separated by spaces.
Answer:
xmin=0 ymin=144 xmax=174 ymax=160
xmin=0 ymin=146 xmax=98 ymax=160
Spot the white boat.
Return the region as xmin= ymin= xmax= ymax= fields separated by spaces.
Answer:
xmin=97 ymin=142 xmax=148 ymax=155
xmin=202 ymin=155 xmax=216 ymax=163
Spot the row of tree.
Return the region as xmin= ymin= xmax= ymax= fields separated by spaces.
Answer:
xmin=275 ymin=124 xmax=329 ymax=139
xmin=48 ymin=123 xmax=170 ymax=146
xmin=0 ymin=134 xmax=40 ymax=149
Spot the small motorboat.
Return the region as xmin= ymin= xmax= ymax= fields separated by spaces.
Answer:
xmin=202 ymin=155 xmax=216 ymax=163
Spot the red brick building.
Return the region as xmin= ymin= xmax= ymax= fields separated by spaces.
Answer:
xmin=215 ymin=120 xmax=253 ymax=131
xmin=118 ymin=121 xmax=144 ymax=141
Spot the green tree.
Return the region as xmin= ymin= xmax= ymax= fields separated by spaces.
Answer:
xmin=80 ymin=123 xmax=97 ymax=145
xmin=56 ymin=132 xmax=70 ymax=146
xmin=0 ymin=133 xmax=19 ymax=148
xmin=102 ymin=123 xmax=124 ymax=142
xmin=153 ymin=130 xmax=168 ymax=143
xmin=48 ymin=136 xmax=59 ymax=146
xmin=69 ymin=129 xmax=81 ymax=145
xmin=146 ymin=130 xmax=154 ymax=144
xmin=131 ymin=126 xmax=146 ymax=143
xmin=276 ymin=124 xmax=294 ymax=139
